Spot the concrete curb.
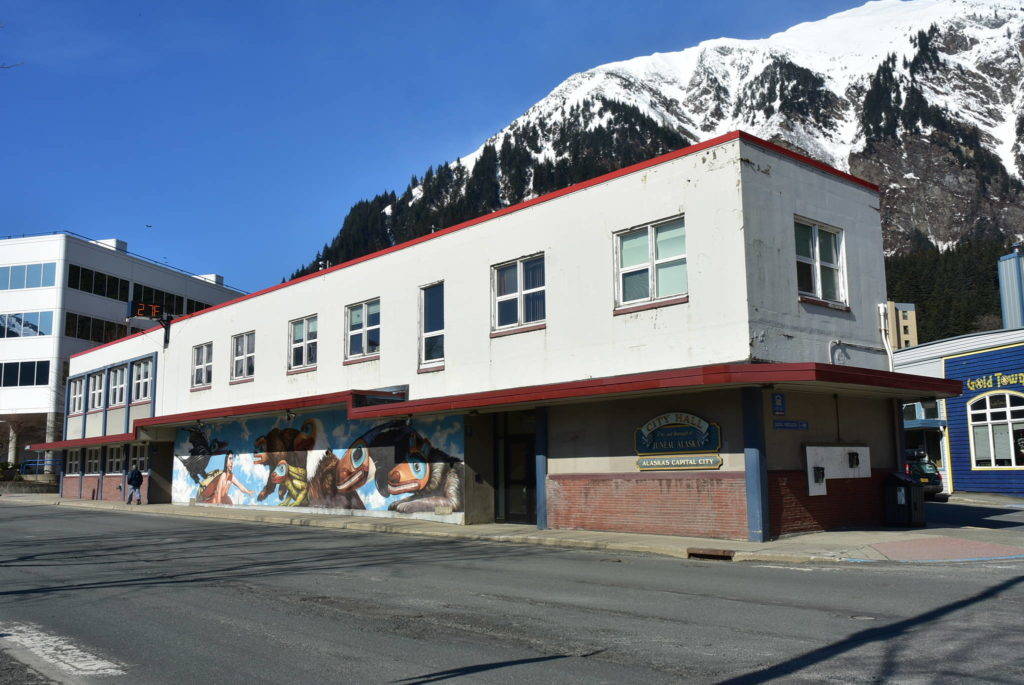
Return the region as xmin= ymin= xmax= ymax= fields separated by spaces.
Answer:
xmin=0 ymin=496 xmax=869 ymax=565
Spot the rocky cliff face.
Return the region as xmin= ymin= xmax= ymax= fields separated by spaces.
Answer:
xmin=293 ymin=0 xmax=1024 ymax=341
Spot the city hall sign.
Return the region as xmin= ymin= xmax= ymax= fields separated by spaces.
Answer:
xmin=634 ymin=412 xmax=723 ymax=471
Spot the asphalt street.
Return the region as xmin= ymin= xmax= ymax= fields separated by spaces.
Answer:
xmin=1 ymin=502 xmax=1023 ymax=683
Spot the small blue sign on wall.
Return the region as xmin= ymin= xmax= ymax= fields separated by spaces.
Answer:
xmin=773 ymin=419 xmax=808 ymax=431
xmin=634 ymin=412 xmax=721 ymax=457
xmin=771 ymin=392 xmax=786 ymax=416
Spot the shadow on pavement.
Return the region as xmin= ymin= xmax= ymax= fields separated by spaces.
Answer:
xmin=925 ymin=501 xmax=1024 ymax=530
xmin=719 ymin=575 xmax=1024 ymax=683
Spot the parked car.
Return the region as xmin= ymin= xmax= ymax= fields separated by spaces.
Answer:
xmin=904 ymin=449 xmax=945 ymax=500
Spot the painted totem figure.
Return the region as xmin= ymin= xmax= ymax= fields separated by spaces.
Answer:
xmin=378 ymin=429 xmax=463 ymax=514
xmin=252 ymin=420 xmax=316 ymax=506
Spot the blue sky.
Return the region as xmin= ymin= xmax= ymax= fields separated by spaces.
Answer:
xmin=1 ymin=0 xmax=861 ymax=293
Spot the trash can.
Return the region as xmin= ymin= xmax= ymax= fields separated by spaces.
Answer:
xmin=884 ymin=472 xmax=926 ymax=527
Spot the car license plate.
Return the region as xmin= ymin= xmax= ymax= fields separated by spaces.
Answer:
xmin=919 ymin=478 xmax=930 ymax=483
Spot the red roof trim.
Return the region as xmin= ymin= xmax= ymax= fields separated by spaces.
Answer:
xmin=29 ymin=363 xmax=958 ymax=451
xmin=29 ymin=433 xmax=134 ymax=451
xmin=70 ymin=131 xmax=878 ymax=361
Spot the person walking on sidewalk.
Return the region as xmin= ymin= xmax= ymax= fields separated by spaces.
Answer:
xmin=126 ymin=466 xmax=144 ymax=505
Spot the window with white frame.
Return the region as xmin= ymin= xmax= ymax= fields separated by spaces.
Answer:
xmin=795 ymin=219 xmax=845 ymax=303
xmin=69 ymin=378 xmax=84 ymax=414
xmin=65 ymin=450 xmax=82 ymax=474
xmin=132 ymin=359 xmax=152 ymax=401
xmin=129 ymin=444 xmax=149 ymax=471
xmin=346 ymin=299 xmax=380 ymax=358
xmin=192 ymin=342 xmax=213 ymax=387
xmin=106 ymin=445 xmax=124 ymax=473
xmin=968 ymin=393 xmax=1024 ymax=468
xmin=108 ymin=366 xmax=127 ymax=406
xmin=289 ymin=316 xmax=318 ymax=369
xmin=493 ymin=255 xmax=545 ymax=329
xmin=84 ymin=448 xmax=101 ymax=474
xmin=232 ymin=331 xmax=255 ymax=379
xmin=421 ymin=283 xmax=444 ymax=364
xmin=616 ymin=217 xmax=687 ymax=305
xmin=87 ymin=372 xmax=104 ymax=410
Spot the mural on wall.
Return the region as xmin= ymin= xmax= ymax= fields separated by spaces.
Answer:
xmin=172 ymin=409 xmax=464 ymax=519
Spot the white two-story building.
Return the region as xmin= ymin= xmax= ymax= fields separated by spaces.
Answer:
xmin=30 ymin=132 xmax=958 ymax=541
xmin=1 ymin=232 xmax=242 ymax=466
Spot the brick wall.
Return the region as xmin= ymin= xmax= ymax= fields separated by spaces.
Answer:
xmin=61 ymin=474 xmax=151 ymax=503
xmin=769 ymin=469 xmax=887 ymax=536
xmin=547 ymin=471 xmax=748 ymax=540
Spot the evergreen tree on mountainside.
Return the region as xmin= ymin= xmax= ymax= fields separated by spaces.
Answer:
xmin=289 ymin=98 xmax=687 ymax=280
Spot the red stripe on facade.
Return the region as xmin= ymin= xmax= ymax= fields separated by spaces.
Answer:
xmin=29 ymin=363 xmax=959 ymax=451
xmin=70 ymin=131 xmax=878 ymax=361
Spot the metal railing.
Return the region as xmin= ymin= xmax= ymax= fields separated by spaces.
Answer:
xmin=18 ymin=458 xmax=63 ymax=475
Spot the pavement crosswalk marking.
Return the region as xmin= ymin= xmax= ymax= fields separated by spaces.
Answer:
xmin=0 ymin=623 xmax=124 ymax=677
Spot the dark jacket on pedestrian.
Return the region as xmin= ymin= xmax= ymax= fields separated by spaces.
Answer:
xmin=127 ymin=468 xmax=144 ymax=488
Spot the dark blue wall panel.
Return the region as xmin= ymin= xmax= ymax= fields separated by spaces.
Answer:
xmin=945 ymin=343 xmax=1024 ymax=494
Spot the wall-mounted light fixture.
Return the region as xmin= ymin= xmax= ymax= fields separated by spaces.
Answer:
xmin=285 ymin=409 xmax=296 ymax=422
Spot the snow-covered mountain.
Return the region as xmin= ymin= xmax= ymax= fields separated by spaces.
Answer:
xmin=451 ymin=0 xmax=1023 ymax=253
xmin=295 ymin=0 xmax=1024 ymax=287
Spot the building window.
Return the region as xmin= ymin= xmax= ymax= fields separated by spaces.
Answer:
xmin=88 ymin=372 xmax=104 ymax=410
xmin=84 ymin=448 xmax=101 ymax=474
xmin=0 ymin=262 xmax=56 ymax=290
xmin=346 ymin=299 xmax=380 ymax=359
xmin=69 ymin=378 xmax=84 ymax=414
xmin=795 ymin=220 xmax=844 ymax=303
xmin=65 ymin=450 xmax=82 ymax=474
xmin=493 ymin=255 xmax=545 ymax=329
xmin=968 ymin=393 xmax=1024 ymax=468
xmin=186 ymin=299 xmax=211 ymax=315
xmin=901 ymin=310 xmax=909 ymax=320
xmin=192 ymin=342 xmax=213 ymax=387
xmin=65 ymin=312 xmax=130 ymax=344
xmin=616 ymin=217 xmax=687 ymax=305
xmin=1 ymin=361 xmax=49 ymax=387
xmin=421 ymin=283 xmax=444 ymax=365
xmin=288 ymin=316 xmax=317 ymax=369
xmin=109 ymin=366 xmax=127 ymax=406
xmin=0 ymin=311 xmax=54 ymax=338
xmin=231 ymin=332 xmax=255 ymax=379
xmin=129 ymin=444 xmax=149 ymax=471
xmin=132 ymin=360 xmax=152 ymax=401
xmin=67 ymin=264 xmax=130 ymax=302
xmin=106 ymin=446 xmax=124 ymax=473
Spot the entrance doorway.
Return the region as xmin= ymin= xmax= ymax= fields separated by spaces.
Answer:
xmin=494 ymin=412 xmax=536 ymax=524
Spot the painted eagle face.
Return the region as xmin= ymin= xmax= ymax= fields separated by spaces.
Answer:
xmin=335 ymin=442 xmax=371 ymax=492
xmin=387 ymin=454 xmax=430 ymax=494
xmin=270 ymin=460 xmax=289 ymax=484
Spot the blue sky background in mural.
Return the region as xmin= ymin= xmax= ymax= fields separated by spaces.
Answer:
xmin=171 ymin=409 xmax=464 ymax=509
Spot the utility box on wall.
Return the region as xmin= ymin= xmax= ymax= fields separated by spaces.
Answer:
xmin=804 ymin=445 xmax=871 ymax=496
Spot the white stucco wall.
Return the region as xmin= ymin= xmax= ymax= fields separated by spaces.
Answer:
xmin=67 ymin=135 xmax=886 ymax=434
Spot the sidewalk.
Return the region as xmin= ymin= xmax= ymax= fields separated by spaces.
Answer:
xmin=4 ymin=493 xmax=1024 ymax=564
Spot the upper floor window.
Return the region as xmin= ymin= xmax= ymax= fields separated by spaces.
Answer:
xmin=0 ymin=361 xmax=49 ymax=388
xmin=87 ymin=372 xmax=104 ymax=409
xmin=795 ymin=220 xmax=845 ymax=304
xmin=289 ymin=316 xmax=318 ymax=369
xmin=421 ymin=283 xmax=444 ymax=365
xmin=192 ymin=342 xmax=213 ymax=387
xmin=186 ymin=299 xmax=211 ymax=315
xmin=968 ymin=393 xmax=1024 ymax=469
xmin=106 ymin=445 xmax=124 ymax=473
xmin=65 ymin=312 xmax=132 ymax=344
xmin=616 ymin=217 xmax=687 ymax=306
xmin=0 ymin=262 xmax=56 ymax=290
xmin=109 ymin=366 xmax=127 ymax=406
xmin=69 ymin=378 xmax=84 ymax=414
xmin=347 ymin=299 xmax=380 ymax=358
xmin=68 ymin=264 xmax=130 ymax=302
xmin=132 ymin=359 xmax=152 ymax=401
xmin=493 ymin=255 xmax=545 ymax=329
xmin=0 ymin=311 xmax=54 ymax=338
xmin=232 ymin=332 xmax=255 ymax=379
